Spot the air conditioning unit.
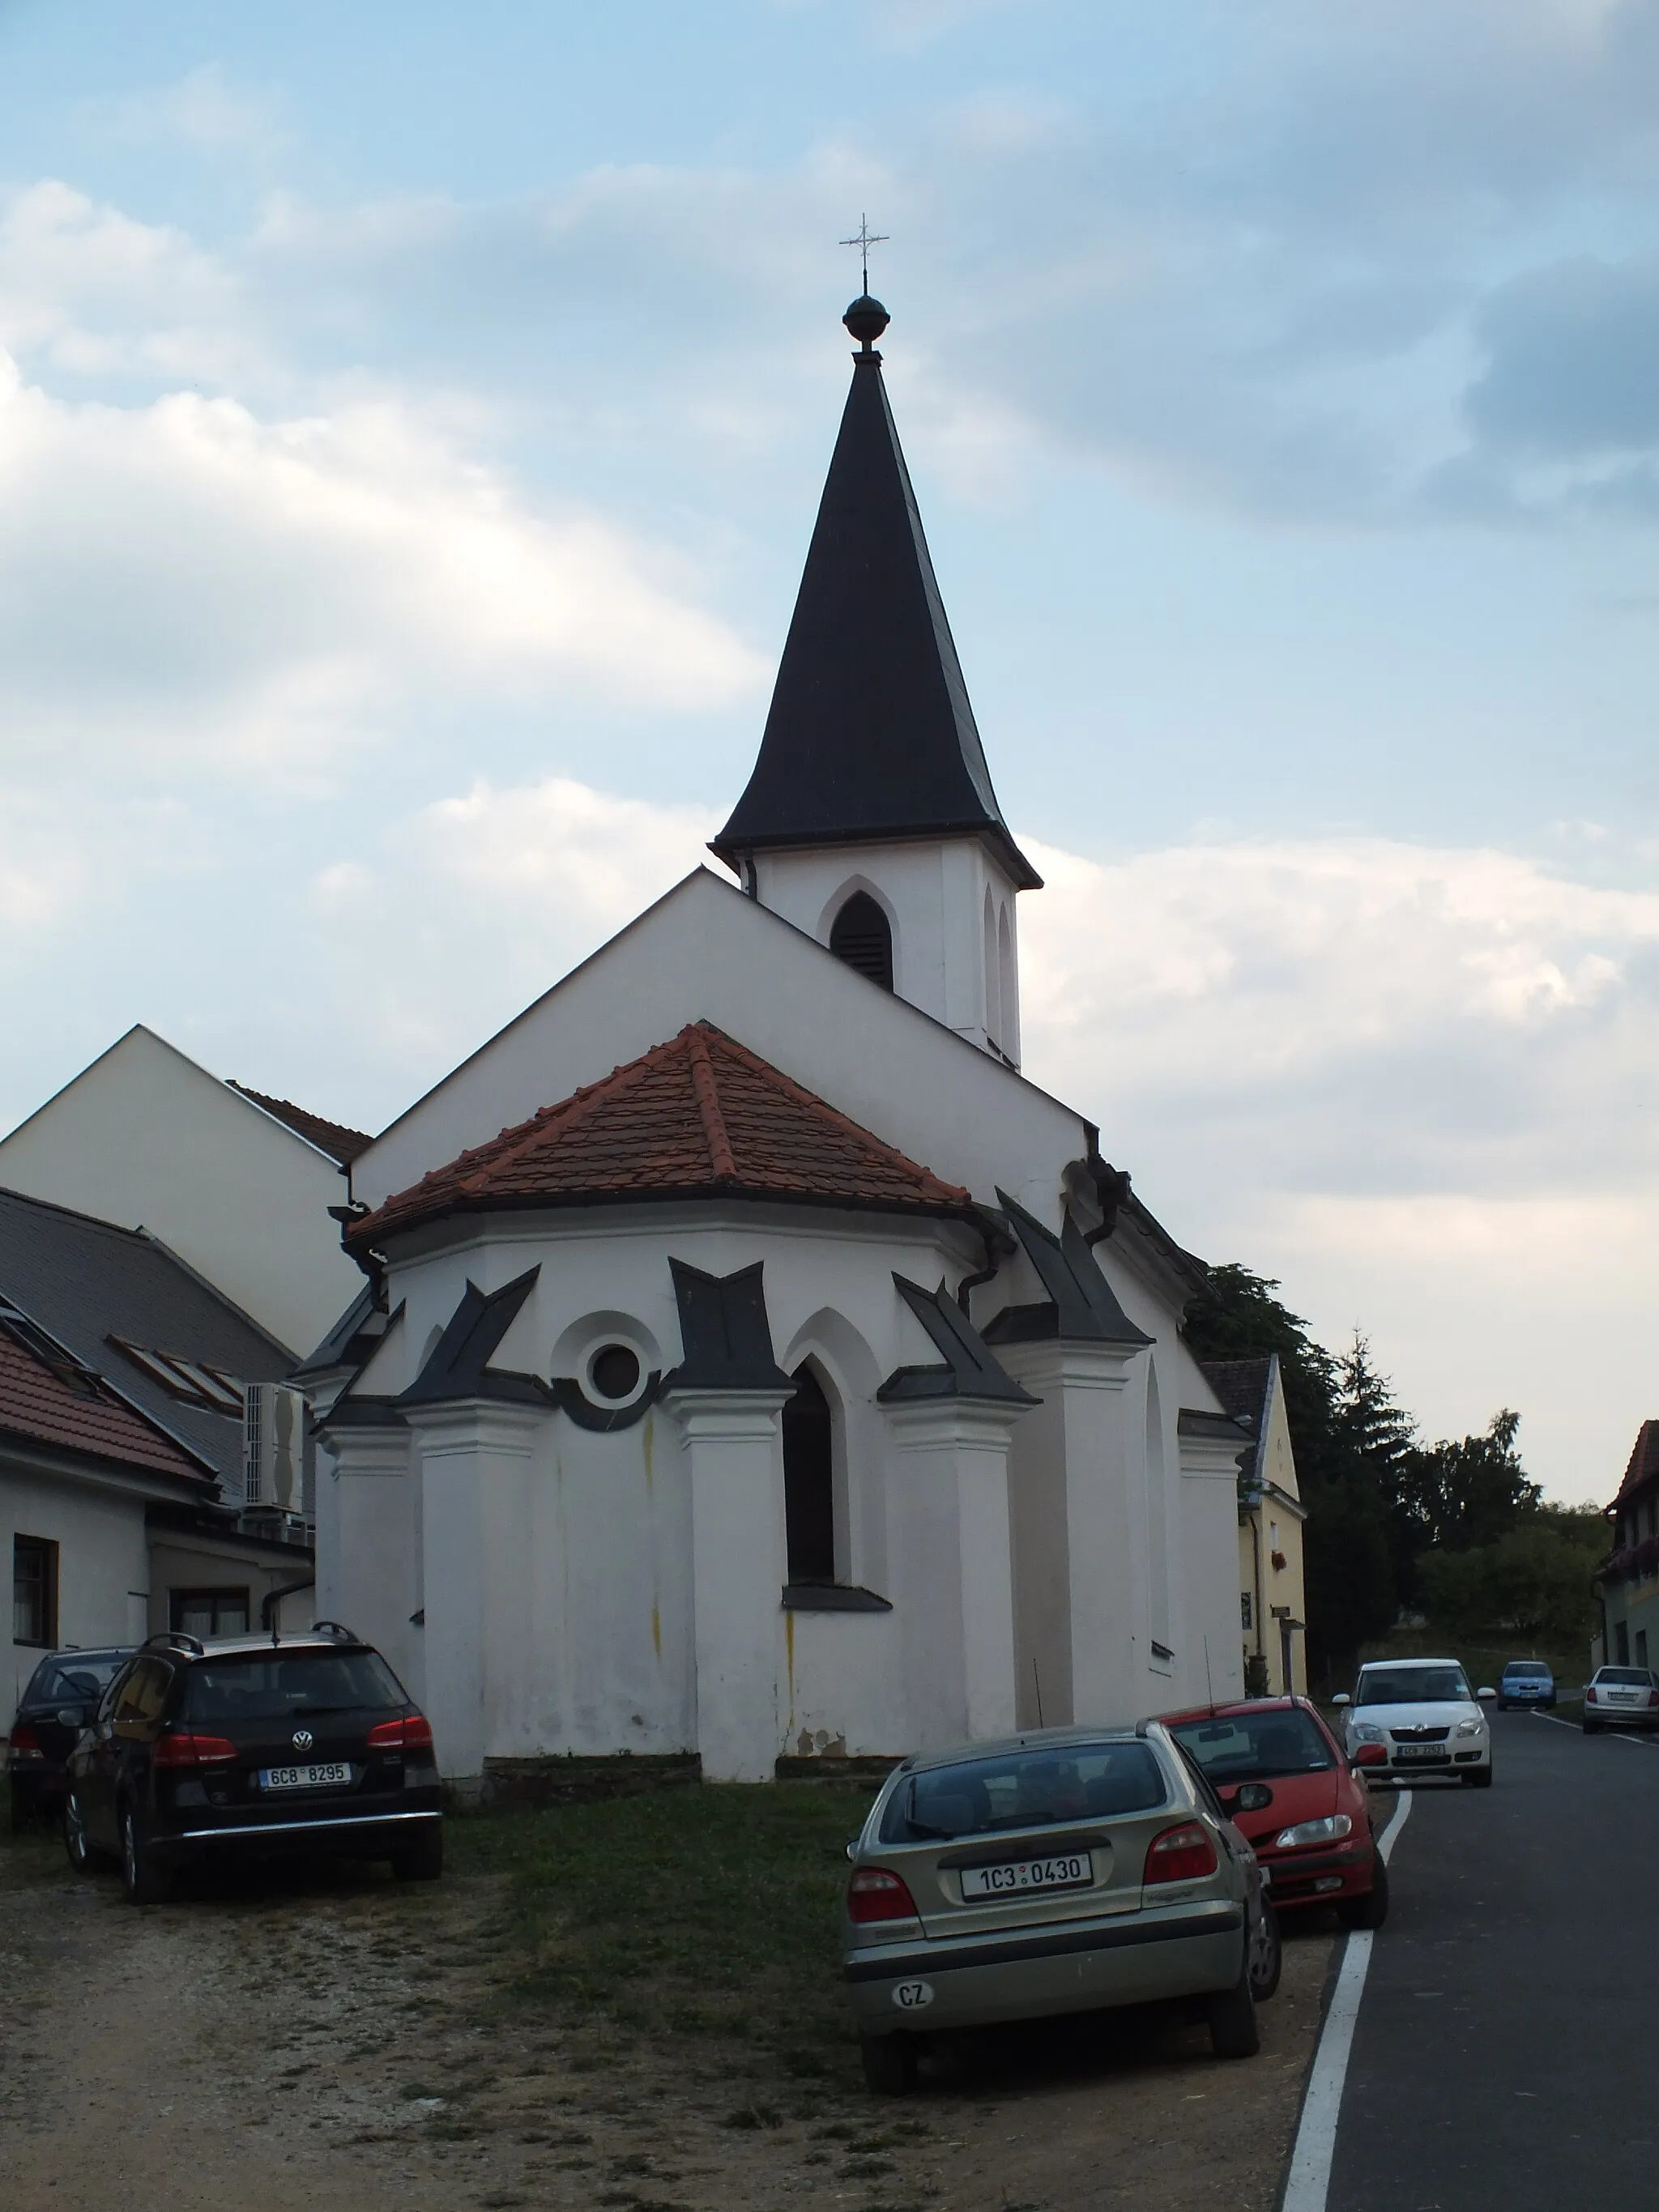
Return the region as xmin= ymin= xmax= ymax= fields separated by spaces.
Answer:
xmin=242 ymin=1383 xmax=308 ymax=1513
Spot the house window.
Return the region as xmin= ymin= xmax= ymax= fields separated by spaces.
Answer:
xmin=171 ymin=1588 xmax=249 ymax=1638
xmin=1240 ymin=1591 xmax=1253 ymax=1632
xmin=830 ymin=893 xmax=893 ymax=991
xmin=783 ymin=1363 xmax=837 ymax=1583
xmin=1639 ymin=1630 xmax=1650 ymax=1670
xmin=13 ymin=1536 xmax=58 ymax=1647
xmin=1617 ymin=1620 xmax=1631 ymax=1666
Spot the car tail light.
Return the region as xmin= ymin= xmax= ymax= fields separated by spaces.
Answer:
xmin=1145 ymin=1821 xmax=1219 ymax=1884
xmin=366 ymin=1713 xmax=435 ymax=1753
xmin=8 ymin=1722 xmax=44 ymax=1761
xmin=1648 ymin=1691 xmax=1659 ymax=1709
xmin=153 ymin=1731 xmax=238 ymax=1768
xmin=1354 ymin=1743 xmax=1389 ymax=1767
xmin=1586 ymin=1686 xmax=1597 ymax=1703
xmin=847 ymin=1868 xmax=919 ymax=1924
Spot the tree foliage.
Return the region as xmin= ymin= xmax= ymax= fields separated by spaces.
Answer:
xmin=1184 ymin=1264 xmax=1599 ymax=1675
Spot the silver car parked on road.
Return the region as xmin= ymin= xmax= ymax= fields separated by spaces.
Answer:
xmin=842 ymin=1722 xmax=1281 ymax=2093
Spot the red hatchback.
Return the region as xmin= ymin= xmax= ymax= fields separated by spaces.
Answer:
xmin=1161 ymin=1697 xmax=1387 ymax=1929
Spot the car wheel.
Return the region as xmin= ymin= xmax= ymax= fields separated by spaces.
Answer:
xmin=1337 ymin=1857 xmax=1389 ymax=1931
xmin=120 ymin=1806 xmax=173 ymax=1907
xmin=1247 ymin=1899 xmax=1282 ymax=2002
xmin=391 ymin=1827 xmax=444 ymax=1882
xmin=1462 ymin=1766 xmax=1494 ymax=1789
xmin=1206 ymin=1949 xmax=1261 ymax=2060
xmin=859 ymin=2033 xmax=919 ymax=2095
xmin=63 ymin=1789 xmax=97 ymax=1873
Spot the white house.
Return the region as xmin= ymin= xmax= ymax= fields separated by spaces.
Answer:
xmin=307 ymin=292 xmax=1254 ymax=1788
xmin=0 ymin=1024 xmax=369 ymax=1356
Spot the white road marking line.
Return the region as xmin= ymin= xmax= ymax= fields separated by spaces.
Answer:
xmin=1278 ymin=1789 xmax=1414 ymax=2212
xmin=1533 ymin=1709 xmax=1659 ymax=1747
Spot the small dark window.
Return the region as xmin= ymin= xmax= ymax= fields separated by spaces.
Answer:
xmin=12 ymin=1536 xmax=58 ymax=1647
xmin=830 ymin=892 xmax=893 ymax=991
xmin=171 ymin=1588 xmax=249 ymax=1637
xmin=590 ymin=1345 xmax=642 ymax=1402
xmin=783 ymin=1364 xmax=837 ymax=1583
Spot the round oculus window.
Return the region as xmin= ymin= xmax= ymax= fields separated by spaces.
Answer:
xmin=588 ymin=1344 xmax=642 ymax=1403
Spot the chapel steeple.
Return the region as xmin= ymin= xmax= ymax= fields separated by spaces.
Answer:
xmin=714 ymin=296 xmax=1039 ymax=1066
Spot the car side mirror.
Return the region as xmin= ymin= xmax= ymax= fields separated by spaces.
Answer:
xmin=1330 ymin=1694 xmax=1351 ymax=1707
xmin=1233 ymin=1783 xmax=1274 ymax=1813
xmin=1477 ymin=1686 xmax=1497 ymax=1701
xmin=55 ymin=1705 xmax=88 ymax=1728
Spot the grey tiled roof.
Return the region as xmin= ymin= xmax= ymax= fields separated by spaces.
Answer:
xmin=0 ymin=1187 xmax=296 ymax=1485
xmin=1198 ymin=1357 xmax=1272 ymax=1430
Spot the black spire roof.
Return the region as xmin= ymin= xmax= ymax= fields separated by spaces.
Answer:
xmin=712 ymin=299 xmax=1040 ymax=891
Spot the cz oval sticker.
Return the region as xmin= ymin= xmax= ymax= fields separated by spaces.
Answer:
xmin=891 ymin=1980 xmax=934 ymax=2011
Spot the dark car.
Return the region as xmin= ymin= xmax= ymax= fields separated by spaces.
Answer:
xmin=62 ymin=1624 xmax=443 ymax=1903
xmin=7 ymin=1647 xmax=134 ymax=1829
xmin=1162 ymin=1696 xmax=1388 ymax=1929
xmin=1497 ymin=1660 xmax=1555 ymax=1710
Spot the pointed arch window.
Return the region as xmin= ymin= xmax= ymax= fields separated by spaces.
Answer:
xmin=830 ymin=892 xmax=893 ymax=991
xmin=783 ymin=1362 xmax=837 ymax=1583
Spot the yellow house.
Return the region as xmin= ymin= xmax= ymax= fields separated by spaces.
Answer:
xmin=1200 ymin=1355 xmax=1308 ymax=1697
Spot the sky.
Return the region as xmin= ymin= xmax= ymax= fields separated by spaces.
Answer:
xmin=2 ymin=0 xmax=1657 ymax=1502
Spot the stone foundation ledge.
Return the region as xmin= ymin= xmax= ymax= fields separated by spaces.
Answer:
xmin=773 ymin=1754 xmax=903 ymax=1787
xmin=480 ymin=1752 xmax=702 ymax=1806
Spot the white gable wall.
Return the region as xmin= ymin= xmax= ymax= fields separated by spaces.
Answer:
xmin=0 ymin=1027 xmax=361 ymax=1357
xmin=352 ymin=872 xmax=1079 ymax=1222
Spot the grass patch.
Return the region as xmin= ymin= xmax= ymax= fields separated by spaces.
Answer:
xmin=0 ymin=1783 xmax=64 ymax=1890
xmin=446 ymin=1784 xmax=871 ymax=2073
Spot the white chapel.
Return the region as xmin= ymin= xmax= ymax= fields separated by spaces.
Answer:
xmin=303 ymin=292 xmax=1254 ymax=1787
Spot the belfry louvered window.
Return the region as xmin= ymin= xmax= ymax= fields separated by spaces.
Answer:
xmin=830 ymin=892 xmax=893 ymax=991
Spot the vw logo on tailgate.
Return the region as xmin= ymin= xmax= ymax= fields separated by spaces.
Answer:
xmin=291 ymin=1728 xmax=314 ymax=1752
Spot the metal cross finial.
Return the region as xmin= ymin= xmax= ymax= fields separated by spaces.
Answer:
xmin=840 ymin=213 xmax=889 ymax=293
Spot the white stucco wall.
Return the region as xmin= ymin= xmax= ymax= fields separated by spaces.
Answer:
xmin=351 ymin=871 xmax=1083 ymax=1224
xmin=324 ymin=1203 xmax=1004 ymax=1777
xmin=3 ymin=1457 xmax=151 ymax=1720
xmin=0 ymin=1025 xmax=362 ymax=1357
xmin=750 ymin=836 xmax=1024 ymax=1062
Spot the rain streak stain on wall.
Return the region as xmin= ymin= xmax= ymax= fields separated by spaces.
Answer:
xmin=786 ymin=1608 xmax=795 ymax=1730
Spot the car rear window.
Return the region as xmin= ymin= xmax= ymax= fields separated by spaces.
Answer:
xmin=1595 ymin=1667 xmax=1653 ymax=1686
xmin=28 ymin=1656 xmax=127 ymax=1706
xmin=1168 ymin=1708 xmax=1334 ymax=1782
xmin=880 ymin=1742 xmax=1166 ymax=1843
xmin=1354 ymin=1666 xmax=1469 ymax=1705
xmin=181 ymin=1652 xmax=406 ymax=1724
xmin=1503 ymin=1664 xmax=1550 ymax=1677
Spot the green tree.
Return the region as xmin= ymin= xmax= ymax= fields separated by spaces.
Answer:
xmin=1397 ymin=1409 xmax=1541 ymax=1562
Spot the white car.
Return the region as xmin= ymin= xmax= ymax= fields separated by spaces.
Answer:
xmin=1582 ymin=1665 xmax=1659 ymax=1733
xmin=1332 ymin=1658 xmax=1496 ymax=1788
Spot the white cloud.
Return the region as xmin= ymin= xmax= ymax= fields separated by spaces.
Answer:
xmin=84 ymin=65 xmax=289 ymax=158
xmin=0 ymin=356 xmax=766 ymax=782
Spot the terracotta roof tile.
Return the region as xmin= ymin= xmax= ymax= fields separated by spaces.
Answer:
xmin=1613 ymin=1420 xmax=1659 ymax=1507
xmin=350 ymin=1022 xmax=973 ymax=1251
xmin=229 ymin=1082 xmax=373 ymax=1166
xmin=0 ymin=1319 xmax=210 ymax=1482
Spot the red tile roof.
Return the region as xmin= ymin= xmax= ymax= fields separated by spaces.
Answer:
xmin=350 ymin=1022 xmax=973 ymax=1251
xmin=229 ymin=1082 xmax=373 ymax=1165
xmin=1613 ymin=1420 xmax=1659 ymax=1507
xmin=0 ymin=1319 xmax=211 ymax=1483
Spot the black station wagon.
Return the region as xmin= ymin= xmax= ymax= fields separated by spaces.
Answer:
xmin=62 ymin=1624 xmax=442 ymax=1903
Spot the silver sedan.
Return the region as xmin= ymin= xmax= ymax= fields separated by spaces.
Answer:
xmin=841 ymin=1722 xmax=1281 ymax=2093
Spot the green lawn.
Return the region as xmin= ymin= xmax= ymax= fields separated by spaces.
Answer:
xmin=447 ymin=1781 xmax=876 ymax=2079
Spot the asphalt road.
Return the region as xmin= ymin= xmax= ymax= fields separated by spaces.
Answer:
xmin=1328 ymin=1710 xmax=1659 ymax=2210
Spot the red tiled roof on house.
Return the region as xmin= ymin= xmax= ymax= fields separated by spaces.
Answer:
xmin=349 ymin=1022 xmax=974 ymax=1251
xmin=1613 ymin=1420 xmax=1659 ymax=1508
xmin=229 ymin=1082 xmax=373 ymax=1166
xmin=0 ymin=1316 xmax=211 ymax=1484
